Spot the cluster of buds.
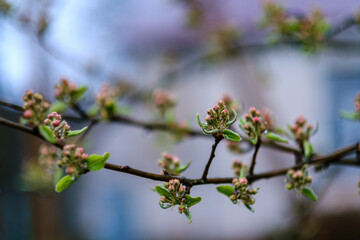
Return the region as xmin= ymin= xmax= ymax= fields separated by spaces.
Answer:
xmin=354 ymin=92 xmax=360 ymax=112
xmin=230 ymin=177 xmax=259 ymax=208
xmin=289 ymin=115 xmax=314 ymax=144
xmin=159 ymin=179 xmax=187 ymax=213
xmin=212 ymin=26 xmax=241 ymax=57
xmin=157 ymin=152 xmax=180 ymax=176
xmin=95 ymin=83 xmax=125 ymax=119
xmin=38 ymin=144 xmax=59 ymax=171
xmin=22 ymin=90 xmax=50 ymax=125
xmin=204 ymin=100 xmax=230 ymax=132
xmin=232 ymin=160 xmax=246 ymax=177
xmin=44 ymin=112 xmax=70 ymax=141
xmin=152 ymin=89 xmax=176 ymax=119
xmin=57 ymin=144 xmax=88 ymax=179
xmin=54 ymin=78 xmax=78 ymax=104
xmin=241 ymin=107 xmax=267 ymax=141
xmin=285 ymin=166 xmax=312 ymax=191
xmin=261 ymin=2 xmax=330 ymax=52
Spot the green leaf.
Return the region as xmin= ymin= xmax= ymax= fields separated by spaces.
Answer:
xmin=164 ymin=111 xmax=175 ymax=124
xmin=250 ymin=135 xmax=258 ymax=145
xmin=49 ymin=101 xmax=68 ymax=113
xmin=301 ymin=187 xmax=318 ymax=201
xmin=339 ymin=110 xmax=360 ymax=121
xmin=154 ymin=185 xmax=173 ymax=199
xmin=38 ymin=125 xmax=56 ymax=143
xmin=226 ymin=109 xmax=238 ymax=126
xmin=303 ymin=141 xmax=313 ymax=159
xmin=238 ymin=118 xmax=247 ymax=133
xmin=86 ymin=152 xmax=110 ymax=171
xmin=196 ymin=113 xmax=204 ymax=128
xmin=185 ymin=195 xmax=201 ymax=208
xmin=73 ymin=86 xmax=88 ymax=100
xmin=184 ymin=209 xmax=192 ymax=224
xmin=158 ymin=202 xmax=172 ymax=209
xmin=176 ymin=160 xmax=192 ymax=174
xmin=265 ymin=132 xmax=289 ymax=143
xmin=222 ymin=129 xmax=242 ymax=142
xmin=244 ymin=204 xmax=255 ymax=213
xmin=66 ymin=126 xmax=88 ymax=138
xmin=203 ymin=128 xmax=219 ymax=134
xmin=240 ymin=166 xmax=247 ymax=178
xmin=216 ymin=186 xmax=235 ymax=197
xmin=55 ymin=175 xmax=75 ymax=192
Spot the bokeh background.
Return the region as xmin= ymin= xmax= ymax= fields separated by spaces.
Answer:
xmin=1 ymin=0 xmax=360 ymax=239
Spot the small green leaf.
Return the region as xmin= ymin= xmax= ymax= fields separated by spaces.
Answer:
xmin=203 ymin=128 xmax=219 ymax=134
xmin=164 ymin=111 xmax=175 ymax=124
xmin=265 ymin=132 xmax=289 ymax=143
xmin=49 ymin=101 xmax=68 ymax=113
xmin=226 ymin=109 xmax=238 ymax=126
xmin=250 ymin=135 xmax=258 ymax=145
xmin=216 ymin=186 xmax=235 ymax=197
xmin=86 ymin=152 xmax=110 ymax=171
xmin=185 ymin=194 xmax=201 ymax=208
xmin=303 ymin=141 xmax=313 ymax=159
xmin=301 ymin=187 xmax=318 ymax=201
xmin=66 ymin=126 xmax=88 ymax=138
xmin=184 ymin=209 xmax=192 ymax=224
xmin=339 ymin=110 xmax=360 ymax=121
xmin=38 ymin=125 xmax=56 ymax=143
xmin=222 ymin=129 xmax=241 ymax=142
xmin=55 ymin=175 xmax=75 ymax=192
xmin=238 ymin=118 xmax=247 ymax=133
xmin=196 ymin=113 xmax=204 ymax=128
xmin=154 ymin=185 xmax=173 ymax=199
xmin=244 ymin=204 xmax=255 ymax=213
xmin=158 ymin=202 xmax=172 ymax=209
xmin=73 ymin=86 xmax=88 ymax=100
xmin=240 ymin=166 xmax=247 ymax=178
xmin=176 ymin=160 xmax=192 ymax=174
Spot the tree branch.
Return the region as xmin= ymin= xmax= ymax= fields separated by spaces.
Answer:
xmin=248 ymin=139 xmax=262 ymax=176
xmin=201 ymin=136 xmax=223 ymax=181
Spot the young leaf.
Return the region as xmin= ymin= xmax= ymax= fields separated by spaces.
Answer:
xmin=339 ymin=110 xmax=360 ymax=121
xmin=196 ymin=113 xmax=204 ymax=128
xmin=265 ymin=132 xmax=289 ymax=143
xmin=184 ymin=209 xmax=192 ymax=224
xmin=49 ymin=101 xmax=68 ymax=113
xmin=73 ymin=86 xmax=88 ymax=100
xmin=203 ymin=128 xmax=219 ymax=134
xmin=301 ymin=187 xmax=318 ymax=201
xmin=238 ymin=118 xmax=247 ymax=133
xmin=86 ymin=152 xmax=110 ymax=171
xmin=66 ymin=126 xmax=88 ymax=138
xmin=176 ymin=160 xmax=192 ymax=174
xmin=222 ymin=129 xmax=242 ymax=142
xmin=55 ymin=175 xmax=75 ymax=192
xmin=240 ymin=166 xmax=247 ymax=178
xmin=244 ymin=204 xmax=255 ymax=213
xmin=38 ymin=125 xmax=56 ymax=143
xmin=185 ymin=195 xmax=201 ymax=208
xmin=303 ymin=141 xmax=313 ymax=159
xmin=216 ymin=186 xmax=235 ymax=197
xmin=226 ymin=109 xmax=238 ymax=126
xmin=154 ymin=185 xmax=173 ymax=199
xmin=158 ymin=202 xmax=172 ymax=209
xmin=250 ymin=135 xmax=258 ymax=145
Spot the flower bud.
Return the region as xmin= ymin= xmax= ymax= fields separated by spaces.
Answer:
xmin=229 ymin=194 xmax=237 ymax=202
xmin=52 ymin=120 xmax=60 ymax=127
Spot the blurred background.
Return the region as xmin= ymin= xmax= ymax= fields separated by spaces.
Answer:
xmin=0 ymin=0 xmax=360 ymax=239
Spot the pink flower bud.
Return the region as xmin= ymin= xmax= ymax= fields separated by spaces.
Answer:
xmin=169 ymin=185 xmax=174 ymax=191
xmin=27 ymin=100 xmax=34 ymax=107
xmin=43 ymin=102 xmax=50 ymax=109
xmin=77 ymin=147 xmax=84 ymax=154
xmin=161 ymin=162 xmax=166 ymax=168
xmin=81 ymin=153 xmax=88 ymax=160
xmin=253 ymin=117 xmax=259 ymax=123
xmin=249 ymin=107 xmax=256 ymax=113
xmin=239 ymin=178 xmax=248 ymax=185
xmin=51 ymin=112 xmax=57 ymax=117
xmin=213 ymin=105 xmax=219 ymax=111
xmin=180 ymin=186 xmax=185 ymax=192
xmin=244 ymin=123 xmax=250 ymax=130
xmin=206 ymin=108 xmax=212 ymax=115
xmin=56 ymin=114 xmax=61 ymax=120
xmin=44 ymin=119 xmax=50 ymax=125
xmin=66 ymin=166 xmax=75 ymax=174
xmin=223 ymin=109 xmax=229 ymax=115
xmin=24 ymin=110 xmax=32 ymax=118
xmin=52 ymin=120 xmax=60 ymax=127
xmin=232 ymin=178 xmax=238 ymax=184
xmin=205 ymin=115 xmax=212 ymax=122
xmin=169 ymin=179 xmax=174 ymax=185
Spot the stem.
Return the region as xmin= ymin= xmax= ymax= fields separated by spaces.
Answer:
xmin=71 ymin=103 xmax=89 ymax=119
xmin=0 ymin=100 xmax=24 ymax=112
xmin=249 ymin=139 xmax=262 ymax=176
xmin=201 ymin=136 xmax=223 ymax=181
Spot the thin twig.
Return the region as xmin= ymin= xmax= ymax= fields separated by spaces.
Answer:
xmin=0 ymin=100 xmax=24 ymax=112
xmin=249 ymin=139 xmax=262 ymax=176
xmin=201 ymin=136 xmax=223 ymax=181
